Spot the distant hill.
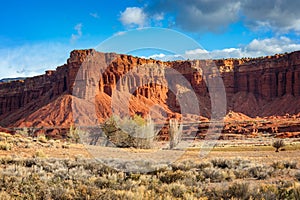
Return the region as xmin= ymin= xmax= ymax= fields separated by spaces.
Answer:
xmin=0 ymin=77 xmax=26 ymax=83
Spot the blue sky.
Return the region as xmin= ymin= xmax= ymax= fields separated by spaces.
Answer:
xmin=1 ymin=0 xmax=300 ymax=78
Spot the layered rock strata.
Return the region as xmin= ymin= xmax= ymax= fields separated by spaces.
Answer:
xmin=1 ymin=49 xmax=300 ymax=129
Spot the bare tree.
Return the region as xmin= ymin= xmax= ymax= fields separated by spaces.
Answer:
xmin=169 ymin=118 xmax=182 ymax=149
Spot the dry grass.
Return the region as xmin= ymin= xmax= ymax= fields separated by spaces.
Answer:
xmin=0 ymin=154 xmax=298 ymax=199
xmin=0 ymin=132 xmax=91 ymax=159
xmin=0 ymin=132 xmax=299 ymax=199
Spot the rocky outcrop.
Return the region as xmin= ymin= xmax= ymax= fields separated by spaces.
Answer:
xmin=1 ymin=49 xmax=300 ymax=128
xmin=0 ymin=49 xmax=96 ymax=126
xmin=0 ymin=50 xmax=92 ymax=115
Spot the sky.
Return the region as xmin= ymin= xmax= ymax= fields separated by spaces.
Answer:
xmin=1 ymin=0 xmax=300 ymax=78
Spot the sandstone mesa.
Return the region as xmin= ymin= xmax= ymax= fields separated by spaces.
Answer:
xmin=0 ymin=49 xmax=300 ymax=138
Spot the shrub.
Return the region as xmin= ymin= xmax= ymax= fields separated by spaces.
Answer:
xmin=68 ymin=125 xmax=81 ymax=143
xmin=34 ymin=150 xmax=47 ymax=158
xmin=295 ymin=171 xmax=300 ymax=181
xmin=202 ymin=168 xmax=225 ymax=182
xmin=271 ymin=161 xmax=285 ymax=170
xmin=159 ymin=170 xmax=186 ymax=184
xmin=293 ymin=186 xmax=300 ymax=199
xmin=195 ymin=162 xmax=212 ymax=170
xmin=62 ymin=143 xmax=70 ymax=149
xmin=284 ymin=161 xmax=297 ymax=169
xmin=50 ymin=186 xmax=73 ymax=200
xmin=0 ymin=142 xmax=11 ymax=151
xmin=24 ymin=143 xmax=32 ymax=149
xmin=232 ymin=168 xmax=249 ymax=179
xmin=273 ymin=140 xmax=285 ymax=152
xmin=227 ymin=182 xmax=251 ymax=200
xmin=0 ymin=191 xmax=12 ymax=200
xmin=0 ymin=132 xmax=11 ymax=141
xmin=211 ymin=158 xmax=233 ymax=169
xmin=94 ymin=177 xmax=119 ymax=189
xmin=16 ymin=127 xmax=29 ymax=137
xmin=254 ymin=184 xmax=277 ymax=200
xmin=249 ymin=166 xmax=269 ymax=180
xmin=38 ymin=135 xmax=47 ymax=143
xmin=171 ymin=160 xmax=196 ymax=171
xmin=169 ymin=182 xmax=187 ymax=198
xmin=101 ymin=115 xmax=156 ymax=149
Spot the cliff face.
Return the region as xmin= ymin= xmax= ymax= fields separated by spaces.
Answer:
xmin=0 ymin=49 xmax=96 ymax=127
xmin=228 ymin=53 xmax=300 ymax=116
xmin=0 ymin=49 xmax=300 ymax=127
xmin=233 ymin=53 xmax=300 ymax=99
xmin=0 ymin=50 xmax=92 ymax=115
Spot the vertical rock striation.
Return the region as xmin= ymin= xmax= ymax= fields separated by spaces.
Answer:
xmin=0 ymin=49 xmax=300 ymax=127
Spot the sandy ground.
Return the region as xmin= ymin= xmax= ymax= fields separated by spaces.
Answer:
xmin=0 ymin=136 xmax=299 ymax=172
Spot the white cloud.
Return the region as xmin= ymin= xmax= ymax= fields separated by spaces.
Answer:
xmin=149 ymin=53 xmax=166 ymax=58
xmin=200 ymin=37 xmax=300 ymax=59
xmin=184 ymin=48 xmax=243 ymax=59
xmin=0 ymin=43 xmax=72 ymax=79
xmin=153 ymin=13 xmax=164 ymax=21
xmin=147 ymin=37 xmax=300 ymax=60
xmin=120 ymin=7 xmax=147 ymax=27
xmin=144 ymin=53 xmax=182 ymax=61
xmin=90 ymin=12 xmax=99 ymax=19
xmin=244 ymin=37 xmax=300 ymax=56
xmin=70 ymin=23 xmax=83 ymax=43
xmin=185 ymin=49 xmax=209 ymax=55
xmin=113 ymin=31 xmax=127 ymax=36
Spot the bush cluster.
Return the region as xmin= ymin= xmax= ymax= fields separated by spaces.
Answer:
xmin=101 ymin=115 xmax=156 ymax=149
xmin=0 ymin=156 xmax=298 ymax=199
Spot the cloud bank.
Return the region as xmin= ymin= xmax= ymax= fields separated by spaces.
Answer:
xmin=121 ymin=0 xmax=300 ymax=33
xmin=148 ymin=37 xmax=300 ymax=60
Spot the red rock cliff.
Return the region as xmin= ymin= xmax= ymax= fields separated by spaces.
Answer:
xmin=0 ymin=49 xmax=300 ymax=127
